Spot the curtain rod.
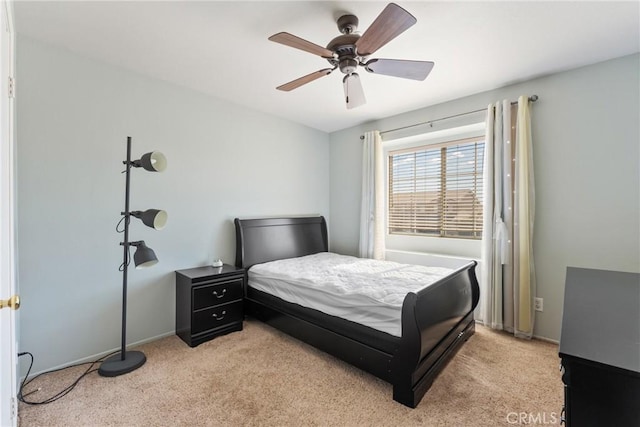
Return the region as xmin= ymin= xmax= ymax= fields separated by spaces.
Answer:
xmin=359 ymin=95 xmax=538 ymax=140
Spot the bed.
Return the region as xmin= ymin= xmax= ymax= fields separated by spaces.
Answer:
xmin=234 ymin=216 xmax=480 ymax=408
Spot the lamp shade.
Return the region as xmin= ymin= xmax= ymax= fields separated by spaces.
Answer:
xmin=343 ymin=73 xmax=366 ymax=109
xmin=131 ymin=209 xmax=168 ymax=230
xmin=138 ymin=151 xmax=167 ymax=172
xmin=133 ymin=241 xmax=158 ymax=268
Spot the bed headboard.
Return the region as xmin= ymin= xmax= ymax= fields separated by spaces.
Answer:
xmin=234 ymin=216 xmax=328 ymax=269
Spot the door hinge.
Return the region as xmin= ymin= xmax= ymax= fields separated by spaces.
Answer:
xmin=8 ymin=76 xmax=14 ymax=98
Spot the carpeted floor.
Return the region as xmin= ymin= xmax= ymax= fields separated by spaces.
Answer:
xmin=18 ymin=320 xmax=563 ymax=426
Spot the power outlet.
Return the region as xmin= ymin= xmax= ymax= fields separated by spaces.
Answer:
xmin=534 ymin=297 xmax=543 ymax=312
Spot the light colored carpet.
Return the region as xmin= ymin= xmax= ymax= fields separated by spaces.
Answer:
xmin=18 ymin=320 xmax=562 ymax=426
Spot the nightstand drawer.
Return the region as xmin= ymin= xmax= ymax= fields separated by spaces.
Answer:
xmin=192 ymin=301 xmax=243 ymax=335
xmin=193 ymin=279 xmax=243 ymax=310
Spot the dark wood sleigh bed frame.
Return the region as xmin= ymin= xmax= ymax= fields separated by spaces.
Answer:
xmin=234 ymin=216 xmax=480 ymax=408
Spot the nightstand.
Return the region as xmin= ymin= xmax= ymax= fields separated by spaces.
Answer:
xmin=175 ymin=264 xmax=245 ymax=347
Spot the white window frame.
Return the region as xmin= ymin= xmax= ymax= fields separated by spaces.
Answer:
xmin=383 ymin=123 xmax=485 ymax=258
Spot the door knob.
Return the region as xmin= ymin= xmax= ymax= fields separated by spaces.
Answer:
xmin=0 ymin=295 xmax=20 ymax=310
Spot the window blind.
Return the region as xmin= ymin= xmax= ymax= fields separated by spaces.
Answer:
xmin=388 ymin=136 xmax=485 ymax=239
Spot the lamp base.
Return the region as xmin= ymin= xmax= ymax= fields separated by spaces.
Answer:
xmin=98 ymin=350 xmax=146 ymax=377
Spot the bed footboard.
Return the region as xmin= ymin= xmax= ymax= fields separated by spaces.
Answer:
xmin=391 ymin=262 xmax=480 ymax=407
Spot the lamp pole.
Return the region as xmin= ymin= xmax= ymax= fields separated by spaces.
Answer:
xmin=98 ymin=137 xmax=148 ymax=376
xmin=120 ymin=136 xmax=132 ymax=362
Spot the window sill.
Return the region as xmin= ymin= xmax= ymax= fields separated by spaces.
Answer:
xmin=386 ymin=233 xmax=481 ymax=259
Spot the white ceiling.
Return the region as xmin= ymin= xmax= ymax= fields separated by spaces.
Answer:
xmin=14 ymin=1 xmax=640 ymax=133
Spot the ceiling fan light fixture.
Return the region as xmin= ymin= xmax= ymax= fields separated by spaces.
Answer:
xmin=343 ymin=73 xmax=366 ymax=109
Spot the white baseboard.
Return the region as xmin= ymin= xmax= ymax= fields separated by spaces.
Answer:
xmin=532 ymin=335 xmax=559 ymax=345
xmin=475 ymin=320 xmax=559 ymax=344
xmin=21 ymin=330 xmax=176 ymax=380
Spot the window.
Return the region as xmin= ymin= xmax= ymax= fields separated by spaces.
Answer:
xmin=388 ymin=136 xmax=485 ymax=239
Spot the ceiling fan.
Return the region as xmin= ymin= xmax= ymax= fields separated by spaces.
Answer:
xmin=269 ymin=3 xmax=434 ymax=109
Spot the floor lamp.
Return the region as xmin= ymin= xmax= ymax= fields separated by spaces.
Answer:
xmin=99 ymin=136 xmax=167 ymax=377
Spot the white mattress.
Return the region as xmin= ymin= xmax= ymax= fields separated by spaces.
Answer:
xmin=248 ymin=252 xmax=454 ymax=337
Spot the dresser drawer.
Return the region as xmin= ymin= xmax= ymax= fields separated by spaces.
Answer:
xmin=192 ymin=279 xmax=243 ymax=310
xmin=192 ymin=301 xmax=243 ymax=335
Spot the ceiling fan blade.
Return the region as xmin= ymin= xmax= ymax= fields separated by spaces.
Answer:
xmin=365 ymin=59 xmax=434 ymax=81
xmin=343 ymin=73 xmax=366 ymax=109
xmin=276 ymin=68 xmax=334 ymax=92
xmin=355 ymin=3 xmax=417 ymax=56
xmin=269 ymin=32 xmax=334 ymax=58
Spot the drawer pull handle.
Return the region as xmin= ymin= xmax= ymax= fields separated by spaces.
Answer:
xmin=212 ymin=310 xmax=226 ymax=321
xmin=212 ymin=289 xmax=226 ymax=299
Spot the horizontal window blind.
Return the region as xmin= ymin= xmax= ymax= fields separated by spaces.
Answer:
xmin=388 ymin=136 xmax=485 ymax=239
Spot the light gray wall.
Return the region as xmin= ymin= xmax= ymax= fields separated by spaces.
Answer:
xmin=16 ymin=32 xmax=639 ymax=369
xmin=17 ymin=37 xmax=329 ymax=373
xmin=329 ymin=54 xmax=640 ymax=342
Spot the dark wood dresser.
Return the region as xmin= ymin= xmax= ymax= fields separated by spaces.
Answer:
xmin=559 ymin=267 xmax=640 ymax=426
xmin=175 ymin=264 xmax=245 ymax=347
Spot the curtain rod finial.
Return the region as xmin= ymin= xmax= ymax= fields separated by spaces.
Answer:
xmin=530 ymin=95 xmax=538 ymax=102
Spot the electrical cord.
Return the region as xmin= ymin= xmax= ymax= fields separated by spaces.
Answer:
xmin=17 ymin=350 xmax=118 ymax=405
xmin=115 ymin=216 xmax=127 ymax=233
xmin=119 ymin=246 xmax=131 ymax=272
xmin=116 ymin=215 xmax=131 ymax=271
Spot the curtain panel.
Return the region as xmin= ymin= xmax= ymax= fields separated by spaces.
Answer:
xmin=480 ymin=96 xmax=536 ymax=339
xmin=359 ymin=131 xmax=385 ymax=260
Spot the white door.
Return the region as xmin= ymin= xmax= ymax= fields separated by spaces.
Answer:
xmin=0 ymin=1 xmax=17 ymax=426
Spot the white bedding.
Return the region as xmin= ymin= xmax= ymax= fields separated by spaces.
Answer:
xmin=248 ymin=252 xmax=454 ymax=337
